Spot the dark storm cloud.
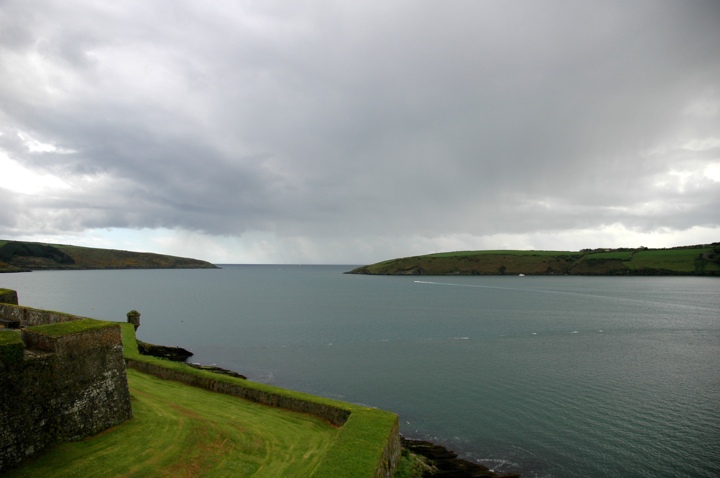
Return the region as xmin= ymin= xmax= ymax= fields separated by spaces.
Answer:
xmin=1 ymin=0 xmax=718 ymax=260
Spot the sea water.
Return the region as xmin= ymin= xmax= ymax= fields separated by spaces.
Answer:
xmin=2 ymin=265 xmax=718 ymax=477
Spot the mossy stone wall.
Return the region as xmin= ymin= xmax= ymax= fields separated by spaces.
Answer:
xmin=0 ymin=332 xmax=24 ymax=364
xmin=126 ymin=358 xmax=351 ymax=426
xmin=23 ymin=324 xmax=132 ymax=439
xmin=0 ymin=289 xmax=18 ymax=305
xmin=0 ymin=303 xmax=83 ymax=327
xmin=0 ymin=352 xmax=58 ymax=469
xmin=374 ymin=418 xmax=401 ymax=478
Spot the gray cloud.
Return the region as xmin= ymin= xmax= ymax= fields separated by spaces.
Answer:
xmin=1 ymin=0 xmax=719 ymax=262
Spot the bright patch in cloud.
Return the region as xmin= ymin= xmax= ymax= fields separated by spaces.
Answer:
xmin=0 ymin=150 xmax=70 ymax=194
xmin=682 ymin=137 xmax=720 ymax=152
xmin=704 ymin=163 xmax=720 ymax=182
xmin=17 ymin=131 xmax=76 ymax=154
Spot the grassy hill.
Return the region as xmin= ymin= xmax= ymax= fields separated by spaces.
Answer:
xmin=348 ymin=243 xmax=720 ymax=276
xmin=0 ymin=240 xmax=217 ymax=272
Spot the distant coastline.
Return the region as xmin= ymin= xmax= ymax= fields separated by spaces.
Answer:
xmin=0 ymin=239 xmax=217 ymax=273
xmin=347 ymin=243 xmax=720 ymax=276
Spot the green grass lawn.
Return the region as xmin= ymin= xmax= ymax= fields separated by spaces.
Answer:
xmin=427 ymin=249 xmax=570 ymax=257
xmin=5 ymin=369 xmax=340 ymax=478
xmin=628 ymin=248 xmax=719 ymax=273
xmin=582 ymin=250 xmax=635 ymax=260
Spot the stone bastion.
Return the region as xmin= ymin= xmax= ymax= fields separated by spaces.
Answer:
xmin=0 ymin=289 xmax=133 ymax=472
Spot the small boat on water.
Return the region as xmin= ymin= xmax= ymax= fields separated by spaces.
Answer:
xmin=518 ymin=273 xmax=525 ymax=277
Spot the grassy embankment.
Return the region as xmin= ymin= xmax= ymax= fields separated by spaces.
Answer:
xmin=5 ymin=369 xmax=338 ymax=478
xmin=5 ymin=323 xmax=398 ymax=477
xmin=0 ymin=239 xmax=217 ymax=271
xmin=349 ymin=244 xmax=720 ymax=276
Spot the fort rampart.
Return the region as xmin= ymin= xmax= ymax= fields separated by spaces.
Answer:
xmin=0 ymin=291 xmax=132 ymax=472
xmin=124 ymin=342 xmax=402 ymax=477
xmin=0 ymin=288 xmax=400 ymax=477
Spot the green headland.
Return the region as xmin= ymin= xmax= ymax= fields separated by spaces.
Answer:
xmin=0 ymin=239 xmax=217 ymax=272
xmin=348 ymin=243 xmax=720 ymax=276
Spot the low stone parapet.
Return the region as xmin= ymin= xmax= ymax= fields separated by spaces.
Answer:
xmin=126 ymin=358 xmax=351 ymax=427
xmin=0 ymin=303 xmax=83 ymax=327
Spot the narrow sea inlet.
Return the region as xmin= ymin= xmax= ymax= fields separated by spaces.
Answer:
xmin=2 ymin=266 xmax=718 ymax=477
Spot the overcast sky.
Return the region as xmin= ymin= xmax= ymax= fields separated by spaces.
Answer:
xmin=1 ymin=1 xmax=719 ymax=264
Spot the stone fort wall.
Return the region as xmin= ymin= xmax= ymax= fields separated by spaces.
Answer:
xmin=0 ymin=291 xmax=132 ymax=472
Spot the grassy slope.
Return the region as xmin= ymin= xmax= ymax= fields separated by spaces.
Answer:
xmin=7 ymin=322 xmax=398 ymax=477
xmin=0 ymin=239 xmax=217 ymax=271
xmin=5 ymin=369 xmax=339 ymax=478
xmin=120 ymin=325 xmax=398 ymax=478
xmin=349 ymin=244 xmax=720 ymax=276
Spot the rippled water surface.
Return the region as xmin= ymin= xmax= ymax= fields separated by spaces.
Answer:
xmin=2 ymin=266 xmax=719 ymax=477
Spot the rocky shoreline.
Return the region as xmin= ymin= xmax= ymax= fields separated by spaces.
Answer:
xmin=402 ymin=437 xmax=521 ymax=478
xmin=136 ymin=340 xmax=194 ymax=361
xmin=136 ymin=340 xmax=246 ymax=378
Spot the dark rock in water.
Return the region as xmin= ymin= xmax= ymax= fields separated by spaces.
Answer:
xmin=402 ymin=437 xmax=521 ymax=478
xmin=137 ymin=340 xmax=193 ymax=362
xmin=187 ymin=363 xmax=247 ymax=379
xmin=136 ymin=340 xmax=247 ymax=378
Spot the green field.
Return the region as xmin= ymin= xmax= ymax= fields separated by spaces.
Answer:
xmin=5 ymin=369 xmax=340 ymax=477
xmin=627 ymin=248 xmax=712 ymax=273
